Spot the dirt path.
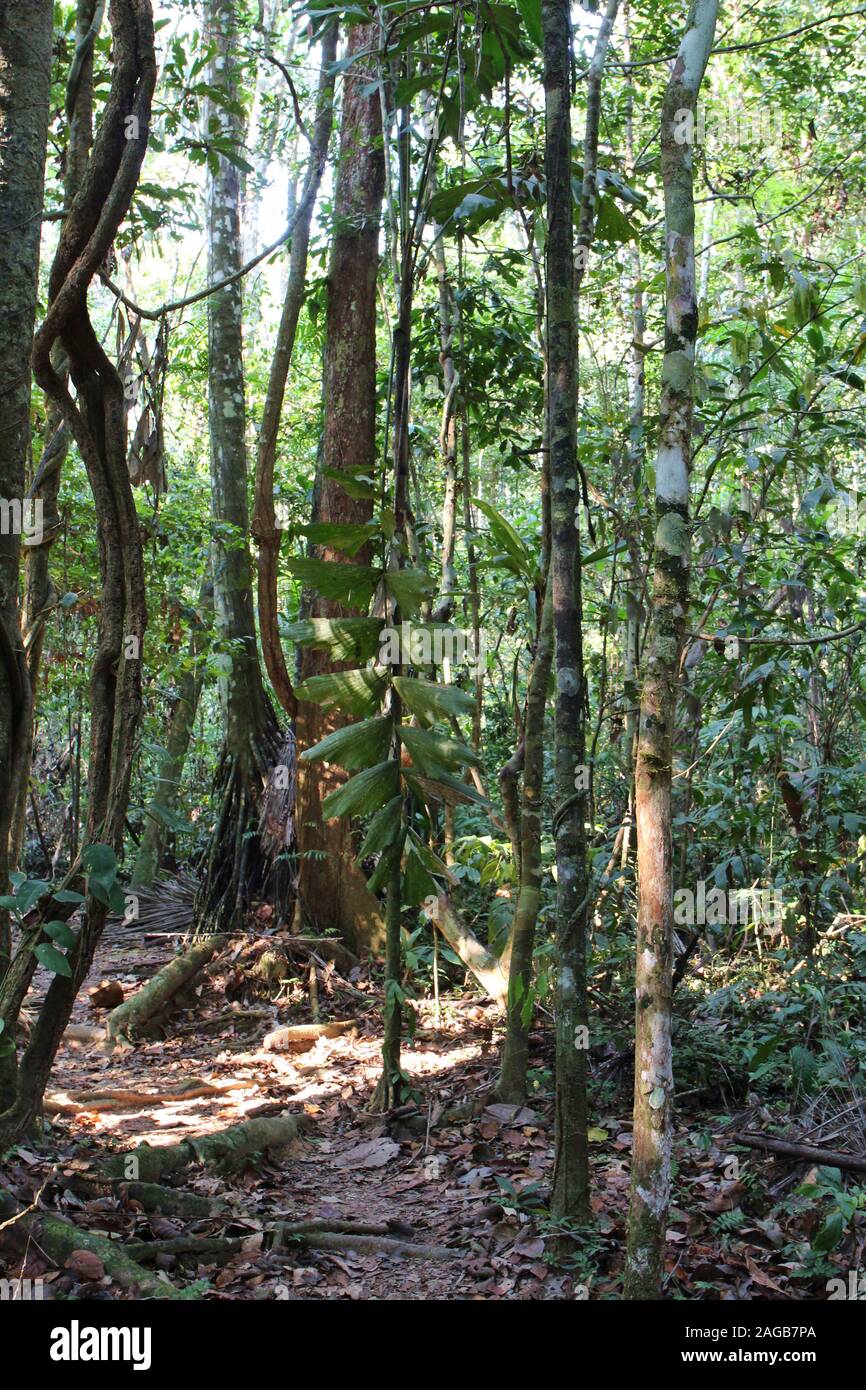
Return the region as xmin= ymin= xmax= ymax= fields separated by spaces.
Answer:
xmin=6 ymin=928 xmax=829 ymax=1301
xmin=11 ymin=926 xmax=567 ymax=1300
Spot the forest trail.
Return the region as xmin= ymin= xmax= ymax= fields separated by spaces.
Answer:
xmin=6 ymin=922 xmax=836 ymax=1302
xmin=17 ymin=925 xmax=568 ymax=1300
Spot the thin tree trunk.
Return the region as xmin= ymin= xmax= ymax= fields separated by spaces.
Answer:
xmin=195 ymin=0 xmax=282 ymax=937
xmin=132 ymin=578 xmax=212 ymax=887
xmin=9 ymin=0 xmax=102 ymax=876
xmin=252 ymin=20 xmax=337 ymax=716
xmin=498 ymin=584 xmax=553 ymax=1101
xmin=430 ymin=185 xmax=459 ymax=624
xmin=547 ymin=0 xmax=618 ymax=1230
xmin=620 ymin=2 xmax=644 ymax=869
xmin=0 ymin=0 xmax=156 ymax=1151
xmin=295 ymin=21 xmax=386 ymax=956
xmin=624 ymin=0 xmax=719 ymax=1300
xmin=0 ymin=0 xmax=54 ymax=1106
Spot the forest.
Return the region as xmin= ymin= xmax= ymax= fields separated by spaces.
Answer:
xmin=1 ymin=0 xmax=866 ymax=1324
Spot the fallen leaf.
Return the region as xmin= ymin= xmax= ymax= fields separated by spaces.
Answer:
xmin=65 ymin=1250 xmax=105 ymax=1282
xmin=333 ymin=1138 xmax=400 ymax=1169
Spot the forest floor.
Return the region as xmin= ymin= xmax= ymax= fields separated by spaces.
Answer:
xmin=0 ymin=923 xmax=846 ymax=1301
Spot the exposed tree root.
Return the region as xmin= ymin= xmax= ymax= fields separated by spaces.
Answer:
xmin=0 ymin=1189 xmax=183 ymax=1299
xmin=195 ymin=743 xmax=286 ymax=938
xmin=100 ymin=1114 xmax=301 ymax=1181
xmin=128 ymin=1223 xmax=452 ymax=1264
xmin=117 ymin=1182 xmax=225 ymax=1218
xmin=106 ymin=936 xmax=226 ymax=1044
xmin=62 ymin=1023 xmax=108 ymax=1047
xmin=425 ymin=894 xmax=508 ymax=1012
xmin=262 ymin=1019 xmax=357 ymax=1052
xmin=283 ymin=937 xmax=358 ymax=973
xmin=44 ymin=1076 xmax=252 ymax=1115
xmin=66 ymin=1174 xmax=226 ymax=1217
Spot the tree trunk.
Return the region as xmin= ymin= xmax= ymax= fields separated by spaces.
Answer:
xmin=0 ymin=0 xmax=54 ymax=1106
xmin=295 ymin=21 xmax=386 ymax=956
xmin=430 ymin=182 xmax=459 ymax=624
xmin=498 ymin=585 xmax=553 ymax=1102
xmin=132 ymin=577 xmax=212 ymax=887
xmin=624 ymin=0 xmax=719 ymax=1301
xmin=195 ymin=0 xmax=283 ymax=937
xmin=547 ymin=0 xmax=618 ymax=1229
xmin=252 ymin=20 xmax=337 ymax=716
xmin=0 ymin=0 xmax=156 ymax=1152
xmin=620 ymin=2 xmax=645 ymax=869
xmin=10 ymin=1 xmax=102 ymax=877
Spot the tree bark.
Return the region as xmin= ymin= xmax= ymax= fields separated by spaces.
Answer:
xmin=498 ymin=584 xmax=553 ymax=1102
xmin=0 ymin=0 xmax=54 ymax=1103
xmin=195 ymin=0 xmax=283 ymax=937
xmin=132 ymin=578 xmax=212 ymax=886
xmin=0 ymin=0 xmax=156 ymax=1152
xmin=252 ymin=20 xmax=337 ymax=716
xmin=9 ymin=0 xmax=101 ymax=877
xmin=424 ymin=893 xmax=508 ymax=1012
xmin=624 ymin=0 xmax=719 ymax=1301
xmin=547 ymin=0 xmax=618 ymax=1229
xmin=295 ymin=20 xmax=386 ymax=956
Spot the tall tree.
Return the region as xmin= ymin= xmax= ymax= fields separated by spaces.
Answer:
xmin=11 ymin=0 xmax=104 ymax=871
xmin=252 ymin=18 xmax=337 ymax=719
xmin=0 ymin=0 xmax=156 ymax=1149
xmin=547 ymin=0 xmax=618 ymax=1228
xmin=0 ymin=0 xmax=54 ymax=1103
xmin=624 ymin=0 xmax=720 ymax=1299
xmin=195 ymin=0 xmax=283 ymax=935
xmin=294 ymin=19 xmax=386 ymax=955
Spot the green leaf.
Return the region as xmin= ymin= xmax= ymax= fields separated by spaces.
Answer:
xmin=748 ymin=1034 xmax=781 ymax=1073
xmin=594 ymin=193 xmax=635 ymax=245
xmin=283 ymin=617 xmax=383 ymax=662
xmin=298 ymin=520 xmax=380 ymax=556
xmin=284 ymin=556 xmax=378 ymax=609
xmin=392 ymin=676 xmax=474 ymax=724
xmin=404 ymin=769 xmax=490 ymax=810
xmin=301 ymin=716 xmax=394 ymax=771
xmin=82 ymin=844 xmax=118 ymax=879
xmin=34 ymin=942 xmax=72 ymax=978
xmin=357 ymin=796 xmax=403 ymax=859
xmin=295 ymin=668 xmax=388 ymax=717
xmin=322 ymin=761 xmax=400 ymax=820
xmin=472 ymin=496 xmax=534 ymax=579
xmin=384 ymin=567 xmax=436 ymax=616
xmin=813 ymin=1210 xmax=844 ymax=1252
xmin=321 ymin=466 xmax=377 ymax=500
xmin=402 ymin=839 xmax=436 ymax=906
xmin=43 ymin=920 xmax=77 ymax=950
xmin=514 ymin=0 xmax=542 ymax=49
xmin=13 ymin=879 xmax=51 ymax=915
xmin=398 ymin=724 xmax=480 ymax=776
xmin=366 ymin=843 xmax=400 ymax=894
xmin=53 ymin=889 xmax=85 ymax=905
